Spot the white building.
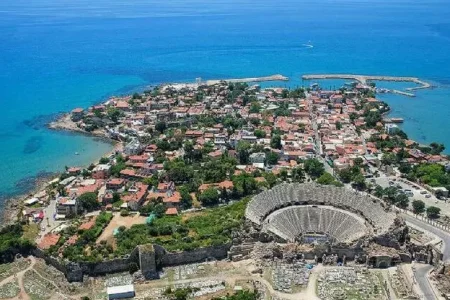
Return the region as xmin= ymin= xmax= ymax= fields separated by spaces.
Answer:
xmin=107 ymin=285 xmax=135 ymax=300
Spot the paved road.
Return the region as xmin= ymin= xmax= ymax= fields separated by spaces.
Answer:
xmin=403 ymin=213 xmax=450 ymax=260
xmin=403 ymin=213 xmax=450 ymax=299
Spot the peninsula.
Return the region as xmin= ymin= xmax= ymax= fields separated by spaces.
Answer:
xmin=1 ymin=74 xmax=450 ymax=300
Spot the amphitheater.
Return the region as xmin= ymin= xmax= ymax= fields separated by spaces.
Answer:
xmin=245 ymin=183 xmax=397 ymax=244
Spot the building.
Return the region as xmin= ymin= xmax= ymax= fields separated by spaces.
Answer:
xmin=92 ymin=164 xmax=111 ymax=179
xmin=124 ymin=138 xmax=143 ymax=156
xmin=71 ymin=108 xmax=84 ymax=121
xmin=107 ymin=285 xmax=135 ymax=300
xmin=385 ymin=123 xmax=399 ymax=135
xmin=249 ymin=152 xmax=266 ymax=164
xmin=56 ymin=197 xmax=79 ymax=218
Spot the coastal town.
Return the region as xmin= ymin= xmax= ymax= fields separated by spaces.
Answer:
xmin=2 ymin=75 xmax=450 ymax=300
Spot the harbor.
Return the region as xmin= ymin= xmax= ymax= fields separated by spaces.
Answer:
xmin=302 ymin=74 xmax=433 ymax=97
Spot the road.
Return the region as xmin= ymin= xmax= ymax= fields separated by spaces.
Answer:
xmin=402 ymin=213 xmax=450 ymax=300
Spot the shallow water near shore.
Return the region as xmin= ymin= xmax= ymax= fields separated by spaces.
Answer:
xmin=1 ymin=0 xmax=450 ymax=209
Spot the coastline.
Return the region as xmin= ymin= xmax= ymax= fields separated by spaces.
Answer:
xmin=0 ymin=115 xmax=120 ymax=226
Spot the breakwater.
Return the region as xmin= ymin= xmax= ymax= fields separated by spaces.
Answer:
xmin=206 ymin=74 xmax=288 ymax=85
xmin=302 ymin=74 xmax=432 ymax=96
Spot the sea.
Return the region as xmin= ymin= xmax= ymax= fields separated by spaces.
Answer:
xmin=0 ymin=0 xmax=450 ymax=209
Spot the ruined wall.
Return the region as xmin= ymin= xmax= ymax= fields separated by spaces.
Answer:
xmin=32 ymin=248 xmax=67 ymax=274
xmin=139 ymin=245 xmax=158 ymax=279
xmin=158 ymin=244 xmax=231 ymax=266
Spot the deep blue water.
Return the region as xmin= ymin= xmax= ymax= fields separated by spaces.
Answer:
xmin=1 ymin=0 xmax=450 ymax=206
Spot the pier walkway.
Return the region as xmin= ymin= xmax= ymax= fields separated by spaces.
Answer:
xmin=206 ymin=74 xmax=288 ymax=85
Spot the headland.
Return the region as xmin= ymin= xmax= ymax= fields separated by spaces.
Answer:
xmin=1 ymin=74 xmax=450 ymax=299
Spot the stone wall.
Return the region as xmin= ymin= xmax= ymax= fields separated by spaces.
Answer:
xmin=158 ymin=244 xmax=231 ymax=267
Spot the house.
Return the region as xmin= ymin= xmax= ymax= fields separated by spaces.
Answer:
xmin=38 ymin=234 xmax=61 ymax=250
xmin=385 ymin=124 xmax=399 ymax=135
xmin=56 ymin=197 xmax=79 ymax=217
xmin=106 ymin=178 xmax=125 ymax=190
xmin=122 ymin=182 xmax=149 ymax=210
xmin=250 ymin=152 xmax=266 ymax=164
xmin=71 ymin=108 xmax=84 ymax=121
xmin=92 ymin=164 xmax=111 ymax=179
xmin=124 ymin=138 xmax=143 ymax=156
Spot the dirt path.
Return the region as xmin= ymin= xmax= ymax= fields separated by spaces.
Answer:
xmin=10 ymin=257 xmax=36 ymax=300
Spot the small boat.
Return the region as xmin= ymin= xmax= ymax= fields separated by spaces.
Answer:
xmin=75 ymin=152 xmax=79 ymax=155
xmin=302 ymin=40 xmax=314 ymax=48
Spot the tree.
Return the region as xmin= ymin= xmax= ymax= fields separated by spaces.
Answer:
xmin=317 ymin=172 xmax=335 ymax=185
xmin=374 ymin=185 xmax=384 ymax=198
xmin=198 ymin=187 xmax=220 ymax=206
xmin=291 ymin=167 xmax=305 ymax=183
xmin=263 ymin=172 xmax=277 ymax=188
xmin=78 ymin=192 xmax=99 ymax=212
xmin=155 ymin=121 xmax=167 ymax=134
xmin=254 ymin=129 xmax=266 ymax=139
xmin=265 ymin=152 xmax=279 ymax=166
xmin=426 ymin=206 xmax=441 ymax=219
xmin=412 ymin=200 xmax=425 ymax=214
xmin=132 ymin=92 xmax=142 ymax=100
xmin=352 ymin=173 xmax=366 ymax=190
xmin=99 ymin=157 xmax=109 ymax=164
xmin=112 ymin=192 xmax=121 ymax=203
xmin=381 ymin=153 xmax=396 ymax=166
xmin=336 ymin=121 xmax=342 ymax=130
xmin=395 ymin=193 xmax=409 ymax=209
xmin=364 ymin=111 xmax=381 ymax=128
xmin=270 ymin=135 xmax=282 ymax=149
xmin=179 ymin=186 xmax=193 ymax=209
xmin=107 ymin=107 xmax=121 ymax=123
xmin=338 ymin=168 xmax=353 ymax=183
xmin=303 ymin=159 xmax=325 ymax=179
xmin=236 ymin=141 xmax=251 ymax=164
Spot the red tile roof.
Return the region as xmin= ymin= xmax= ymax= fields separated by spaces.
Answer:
xmin=38 ymin=234 xmax=60 ymax=250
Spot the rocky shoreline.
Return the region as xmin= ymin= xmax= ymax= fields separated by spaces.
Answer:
xmin=0 ymin=114 xmax=120 ymax=226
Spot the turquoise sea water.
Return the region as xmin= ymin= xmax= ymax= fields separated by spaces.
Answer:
xmin=0 ymin=0 xmax=450 ymax=206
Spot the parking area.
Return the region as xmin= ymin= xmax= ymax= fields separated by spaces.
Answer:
xmin=372 ymin=176 xmax=450 ymax=216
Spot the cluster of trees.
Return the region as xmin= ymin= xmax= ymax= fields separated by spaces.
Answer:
xmin=0 ymin=224 xmax=34 ymax=263
xmin=303 ymin=158 xmax=325 ymax=179
xmin=406 ymin=163 xmax=450 ymax=188
xmin=61 ymin=212 xmax=113 ymax=261
xmin=372 ymin=186 xmax=409 ymax=209
xmin=337 ymin=158 xmax=367 ymax=190
xmin=115 ymin=198 xmax=248 ymax=254
xmin=77 ymin=192 xmax=100 ymax=212
xmin=412 ymin=200 xmax=441 ymax=219
xmin=316 ymin=172 xmax=343 ymax=187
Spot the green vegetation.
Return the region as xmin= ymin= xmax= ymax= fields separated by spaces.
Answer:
xmin=304 ymin=158 xmax=325 ymax=179
xmin=198 ymin=187 xmax=220 ymax=206
xmin=317 ymin=172 xmax=343 ymax=187
xmin=407 ymin=163 xmax=450 ymax=188
xmin=412 ymin=200 xmax=425 ymax=214
xmin=426 ymin=206 xmax=441 ymax=219
xmin=115 ymin=198 xmax=248 ymax=254
xmin=213 ymin=290 xmax=258 ymax=300
xmin=61 ymin=212 xmax=113 ymax=261
xmin=78 ymin=192 xmax=100 ymax=212
xmin=0 ymin=224 xmax=34 ymax=263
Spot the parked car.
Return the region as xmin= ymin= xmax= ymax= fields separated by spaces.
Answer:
xmin=425 ymin=194 xmax=432 ymax=198
xmin=420 ymin=190 xmax=427 ymax=195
